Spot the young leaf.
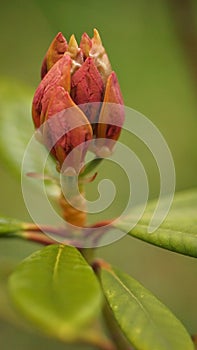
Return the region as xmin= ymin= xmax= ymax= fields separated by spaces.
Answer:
xmin=99 ymin=263 xmax=194 ymax=350
xmin=9 ymin=244 xmax=103 ymax=342
xmin=116 ymin=188 xmax=197 ymax=257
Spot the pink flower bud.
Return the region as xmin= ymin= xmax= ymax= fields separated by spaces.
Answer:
xmin=89 ymin=29 xmax=112 ymax=83
xmin=32 ymin=55 xmax=71 ymax=128
xmin=32 ymin=29 xmax=124 ymax=172
xmin=41 ymin=32 xmax=68 ymax=79
xmin=42 ymin=88 xmax=93 ymax=170
xmin=96 ymin=71 xmax=124 ymax=145
xmin=80 ymin=33 xmax=92 ymax=58
xmin=71 ymin=57 xmax=104 ymax=124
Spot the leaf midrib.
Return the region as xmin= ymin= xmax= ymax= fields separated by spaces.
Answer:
xmin=107 ymin=269 xmax=178 ymax=350
xmin=52 ymin=245 xmax=64 ymax=283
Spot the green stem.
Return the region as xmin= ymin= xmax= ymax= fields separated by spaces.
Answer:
xmin=0 ymin=230 xmax=56 ymax=245
xmin=79 ymin=247 xmax=95 ymax=265
xmin=79 ymin=329 xmax=116 ymax=350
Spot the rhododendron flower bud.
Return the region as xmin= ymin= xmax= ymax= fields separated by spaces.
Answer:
xmin=41 ymin=32 xmax=68 ymax=79
xmin=32 ymin=29 xmax=124 ymax=173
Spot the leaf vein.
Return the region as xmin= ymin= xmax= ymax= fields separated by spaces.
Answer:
xmin=53 ymin=245 xmax=64 ymax=282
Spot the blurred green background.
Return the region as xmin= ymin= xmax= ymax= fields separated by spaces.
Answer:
xmin=0 ymin=0 xmax=197 ymax=349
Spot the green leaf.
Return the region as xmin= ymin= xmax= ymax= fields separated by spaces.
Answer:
xmin=0 ymin=241 xmax=49 ymax=326
xmin=9 ymin=244 xmax=103 ymax=342
xmin=0 ymin=79 xmax=58 ymax=186
xmin=100 ymin=264 xmax=194 ymax=350
xmin=116 ymin=188 xmax=197 ymax=257
xmin=0 ymin=80 xmax=33 ymax=174
xmin=0 ymin=216 xmax=25 ymax=236
xmin=79 ymin=157 xmax=103 ymax=178
xmin=0 ymin=260 xmax=29 ymax=328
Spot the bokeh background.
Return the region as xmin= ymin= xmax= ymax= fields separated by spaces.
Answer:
xmin=0 ymin=0 xmax=197 ymax=349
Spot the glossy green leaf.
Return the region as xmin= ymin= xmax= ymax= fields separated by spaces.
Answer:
xmin=116 ymin=188 xmax=197 ymax=257
xmin=100 ymin=264 xmax=194 ymax=350
xmin=9 ymin=244 xmax=102 ymax=342
xmin=0 ymin=257 xmax=99 ymax=350
xmin=0 ymin=216 xmax=25 ymax=236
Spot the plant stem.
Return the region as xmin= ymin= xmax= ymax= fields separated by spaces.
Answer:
xmin=192 ymin=334 xmax=197 ymax=349
xmin=90 ymin=337 xmax=116 ymax=350
xmin=79 ymin=247 xmax=95 ymax=265
xmin=80 ymin=330 xmax=116 ymax=350
xmin=18 ymin=231 xmax=56 ymax=245
xmin=23 ymin=223 xmax=73 ymax=239
xmin=59 ymin=175 xmax=87 ymax=227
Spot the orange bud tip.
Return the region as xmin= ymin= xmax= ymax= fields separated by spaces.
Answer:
xmin=41 ymin=32 xmax=68 ymax=79
xmin=56 ymin=32 xmax=66 ymax=43
xmin=93 ymin=28 xmax=102 ymax=46
xmin=104 ymin=71 xmax=124 ymax=105
xmin=68 ymin=34 xmax=79 ymax=54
